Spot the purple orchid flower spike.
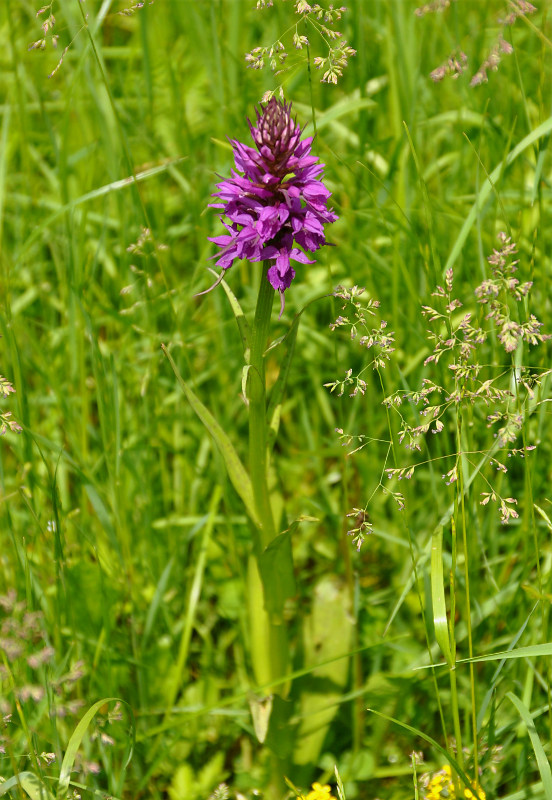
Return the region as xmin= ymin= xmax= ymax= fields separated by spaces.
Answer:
xmin=208 ymin=97 xmax=338 ymax=317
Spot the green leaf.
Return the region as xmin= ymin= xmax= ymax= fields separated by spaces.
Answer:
xmin=294 ymin=577 xmax=354 ymax=769
xmin=535 ymin=504 xmax=552 ymax=533
xmin=266 ymin=314 xmax=300 ymax=451
xmin=266 ymin=295 xmax=325 ymax=452
xmin=142 ymin=557 xmax=175 ymax=648
xmin=334 ymin=765 xmax=347 ymax=800
xmin=162 ymin=345 xmax=259 ymax=528
xmin=368 ymin=708 xmax=476 ymax=796
xmin=215 ymin=269 xmax=251 ymax=359
xmin=507 ymin=692 xmax=552 ymax=800
xmin=263 ymin=694 xmax=294 ymax=759
xmin=58 ymin=698 xmax=133 ymax=799
xmin=258 ymin=531 xmax=296 ymax=616
xmin=0 ymin=772 xmax=54 ymax=800
xmin=431 ymin=526 xmax=453 ymax=668
xmin=247 ymin=692 xmax=273 ymax=744
xmin=459 ymin=641 xmax=552 ymax=664
xmin=476 ymin=605 xmax=537 ymax=729
xmin=167 ymin=764 xmax=195 ymax=800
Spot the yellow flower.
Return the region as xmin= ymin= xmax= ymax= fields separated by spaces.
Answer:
xmin=303 ymin=782 xmax=337 ymax=800
xmin=423 ymin=766 xmax=485 ymax=800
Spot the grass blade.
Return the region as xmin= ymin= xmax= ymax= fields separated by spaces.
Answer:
xmin=58 ymin=698 xmax=132 ymax=799
xmin=161 ymin=344 xmax=259 ymax=528
xmin=507 ymin=692 xmax=552 ymax=800
xmin=431 ymin=526 xmax=453 ymax=668
xmin=444 ymin=116 xmax=552 ymax=275
xmin=216 ymin=270 xmax=251 ymax=359
xmin=0 ymin=773 xmax=54 ymax=800
xmin=368 ymin=708 xmax=475 ymax=794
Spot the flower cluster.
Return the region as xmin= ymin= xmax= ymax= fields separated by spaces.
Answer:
xmin=430 ymin=50 xmax=468 ymax=82
xmin=209 ymin=98 xmax=337 ymax=313
xmin=245 ymin=2 xmax=356 ymax=84
xmin=419 ymin=0 xmax=537 ymax=85
xmin=422 ymin=765 xmax=485 ymax=800
xmin=475 ymin=232 xmax=549 ymax=353
xmin=329 ymin=232 xmax=549 ymax=547
xmin=1 ymin=362 xmax=22 ymax=437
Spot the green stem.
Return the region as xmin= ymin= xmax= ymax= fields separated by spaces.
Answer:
xmin=449 ymin=667 xmax=464 ymax=774
xmin=249 ymin=264 xmax=276 ymax=549
xmin=246 ymin=265 xmax=290 ymax=697
xmin=456 ymin=412 xmax=478 ymax=779
xmin=449 ymin=516 xmax=464 ymax=773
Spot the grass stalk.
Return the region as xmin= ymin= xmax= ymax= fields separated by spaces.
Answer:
xmin=456 ymin=411 xmax=477 ymax=778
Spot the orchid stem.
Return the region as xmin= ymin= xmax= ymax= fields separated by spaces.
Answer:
xmin=247 ymin=264 xmax=289 ymax=695
xmin=249 ymin=264 xmax=277 ymax=550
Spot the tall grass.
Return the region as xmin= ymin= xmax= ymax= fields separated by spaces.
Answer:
xmin=1 ymin=1 xmax=551 ymax=799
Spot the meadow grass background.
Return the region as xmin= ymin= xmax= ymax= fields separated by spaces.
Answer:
xmin=1 ymin=0 xmax=551 ymax=798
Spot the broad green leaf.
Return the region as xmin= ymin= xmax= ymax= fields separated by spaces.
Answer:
xmin=431 ymin=527 xmax=453 ymax=668
xmin=0 ymin=772 xmax=54 ymax=800
xmin=140 ymin=640 xmax=389 ymax=741
xmin=258 ymin=531 xmax=296 ymax=617
xmin=162 ymin=345 xmax=259 ymax=528
xmin=294 ymin=577 xmax=354 ymax=768
xmin=264 ymin=694 xmax=294 ymax=758
xmin=507 ymin=692 xmax=552 ymax=800
xmin=247 ymin=555 xmax=273 ymax=688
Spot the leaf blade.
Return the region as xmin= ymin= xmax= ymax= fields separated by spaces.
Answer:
xmin=507 ymin=692 xmax=552 ymax=800
xmin=162 ymin=345 xmax=259 ymax=528
xmin=431 ymin=526 xmax=453 ymax=668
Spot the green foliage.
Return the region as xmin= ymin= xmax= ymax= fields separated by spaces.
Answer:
xmin=0 ymin=1 xmax=551 ymax=799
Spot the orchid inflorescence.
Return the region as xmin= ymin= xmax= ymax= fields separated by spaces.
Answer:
xmin=208 ymin=97 xmax=338 ymax=315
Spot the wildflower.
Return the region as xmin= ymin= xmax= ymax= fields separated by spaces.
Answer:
xmin=422 ymin=765 xmax=485 ymax=800
xmin=300 ymin=782 xmax=337 ymax=800
xmin=209 ymin=97 xmax=338 ymax=314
